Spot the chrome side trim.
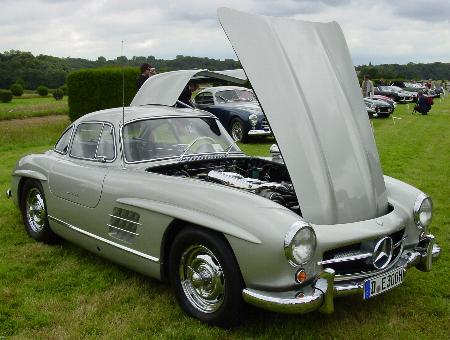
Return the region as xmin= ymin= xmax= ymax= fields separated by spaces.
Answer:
xmin=109 ymin=214 xmax=141 ymax=225
xmin=107 ymin=224 xmax=140 ymax=236
xmin=48 ymin=215 xmax=158 ymax=263
xmin=317 ymin=252 xmax=372 ymax=266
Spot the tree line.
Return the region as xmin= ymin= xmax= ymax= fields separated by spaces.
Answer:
xmin=0 ymin=50 xmax=241 ymax=90
xmin=1 ymin=50 xmax=449 ymax=90
xmin=356 ymin=62 xmax=450 ymax=81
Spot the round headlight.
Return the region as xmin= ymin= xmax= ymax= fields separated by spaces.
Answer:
xmin=414 ymin=193 xmax=433 ymax=231
xmin=284 ymin=222 xmax=316 ymax=266
xmin=249 ymin=113 xmax=258 ymax=128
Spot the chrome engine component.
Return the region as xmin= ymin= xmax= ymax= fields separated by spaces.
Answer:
xmin=207 ymin=170 xmax=292 ymax=193
xmin=207 ymin=170 xmax=260 ymax=190
xmin=206 ymin=170 xmax=298 ymax=211
xmin=149 ymin=157 xmax=300 ymax=214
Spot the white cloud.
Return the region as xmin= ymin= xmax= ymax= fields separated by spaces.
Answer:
xmin=1 ymin=0 xmax=449 ymax=64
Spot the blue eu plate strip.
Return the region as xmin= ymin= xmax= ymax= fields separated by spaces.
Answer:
xmin=364 ymin=280 xmax=371 ymax=299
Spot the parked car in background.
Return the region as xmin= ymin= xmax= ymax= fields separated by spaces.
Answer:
xmin=8 ymin=8 xmax=441 ymax=328
xmin=372 ymin=94 xmax=397 ymax=108
xmin=364 ymin=98 xmax=394 ymax=118
xmin=194 ymin=86 xmax=271 ymax=142
xmin=374 ymin=86 xmax=415 ymax=103
xmin=391 ymin=81 xmax=426 ymax=93
xmin=426 ymin=89 xmax=441 ymax=98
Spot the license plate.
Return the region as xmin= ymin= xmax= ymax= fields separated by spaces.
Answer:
xmin=363 ymin=267 xmax=404 ymax=300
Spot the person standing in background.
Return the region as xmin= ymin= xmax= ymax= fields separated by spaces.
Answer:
xmin=136 ymin=63 xmax=156 ymax=90
xmin=361 ymin=75 xmax=374 ymax=98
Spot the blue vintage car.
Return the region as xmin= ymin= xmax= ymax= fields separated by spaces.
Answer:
xmin=194 ymin=86 xmax=271 ymax=142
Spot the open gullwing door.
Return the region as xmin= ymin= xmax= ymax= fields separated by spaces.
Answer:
xmin=131 ymin=69 xmax=247 ymax=107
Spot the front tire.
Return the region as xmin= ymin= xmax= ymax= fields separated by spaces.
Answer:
xmin=20 ymin=179 xmax=57 ymax=243
xmin=229 ymin=118 xmax=248 ymax=143
xmin=169 ymin=227 xmax=245 ymax=328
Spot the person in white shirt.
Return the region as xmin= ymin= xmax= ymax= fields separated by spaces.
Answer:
xmin=361 ymin=75 xmax=374 ymax=98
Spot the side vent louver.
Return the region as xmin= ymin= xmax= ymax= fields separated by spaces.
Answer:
xmin=108 ymin=207 xmax=140 ymax=244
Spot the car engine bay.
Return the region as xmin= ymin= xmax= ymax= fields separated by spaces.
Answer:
xmin=147 ymin=157 xmax=301 ymax=215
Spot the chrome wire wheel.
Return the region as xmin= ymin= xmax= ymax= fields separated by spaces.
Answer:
xmin=231 ymin=120 xmax=244 ymax=142
xmin=25 ymin=187 xmax=47 ymax=233
xmin=179 ymin=244 xmax=225 ymax=314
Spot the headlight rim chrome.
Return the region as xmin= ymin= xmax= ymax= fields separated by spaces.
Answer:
xmin=248 ymin=113 xmax=258 ymax=128
xmin=413 ymin=193 xmax=433 ymax=231
xmin=284 ymin=221 xmax=317 ymax=266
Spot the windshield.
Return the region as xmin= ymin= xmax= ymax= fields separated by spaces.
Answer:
xmin=123 ymin=117 xmax=241 ymax=162
xmin=215 ymin=89 xmax=255 ymax=103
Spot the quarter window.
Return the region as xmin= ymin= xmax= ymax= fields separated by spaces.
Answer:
xmin=54 ymin=126 xmax=73 ymax=154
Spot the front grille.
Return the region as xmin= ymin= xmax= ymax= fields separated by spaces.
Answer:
xmin=321 ymin=229 xmax=405 ymax=277
xmin=378 ymin=107 xmax=390 ymax=113
xmin=261 ymin=117 xmax=270 ymax=130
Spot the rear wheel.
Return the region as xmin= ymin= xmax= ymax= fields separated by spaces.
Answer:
xmin=20 ymin=179 xmax=57 ymax=243
xmin=169 ymin=227 xmax=245 ymax=328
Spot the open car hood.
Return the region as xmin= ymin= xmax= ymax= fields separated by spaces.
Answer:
xmin=131 ymin=69 xmax=247 ymax=107
xmin=218 ymin=8 xmax=388 ymax=225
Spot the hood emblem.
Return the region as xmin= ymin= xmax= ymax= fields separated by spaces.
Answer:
xmin=372 ymin=237 xmax=393 ymax=269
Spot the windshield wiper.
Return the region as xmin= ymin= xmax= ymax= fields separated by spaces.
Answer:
xmin=225 ymin=140 xmax=242 ymax=157
xmin=179 ymin=137 xmax=202 ymax=161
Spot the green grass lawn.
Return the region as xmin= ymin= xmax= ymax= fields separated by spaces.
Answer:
xmin=0 ymin=99 xmax=449 ymax=339
xmin=0 ymin=96 xmax=68 ymax=121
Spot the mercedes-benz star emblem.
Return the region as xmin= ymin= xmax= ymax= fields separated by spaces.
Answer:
xmin=372 ymin=237 xmax=393 ymax=269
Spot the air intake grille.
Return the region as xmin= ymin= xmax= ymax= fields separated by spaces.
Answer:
xmin=108 ymin=207 xmax=140 ymax=243
xmin=321 ymin=229 xmax=405 ymax=278
xmin=261 ymin=117 xmax=270 ymax=130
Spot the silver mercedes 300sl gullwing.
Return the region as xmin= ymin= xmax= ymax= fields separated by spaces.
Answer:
xmin=8 ymin=8 xmax=440 ymax=327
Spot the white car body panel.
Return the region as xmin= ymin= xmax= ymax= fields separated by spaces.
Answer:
xmin=131 ymin=69 xmax=247 ymax=107
xmin=218 ymin=7 xmax=388 ymax=225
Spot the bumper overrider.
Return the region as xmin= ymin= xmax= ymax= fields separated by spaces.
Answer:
xmin=242 ymin=234 xmax=440 ymax=314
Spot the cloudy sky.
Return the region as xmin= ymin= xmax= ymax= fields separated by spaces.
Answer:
xmin=2 ymin=0 xmax=450 ymax=65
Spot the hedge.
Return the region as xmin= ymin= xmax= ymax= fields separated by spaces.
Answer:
xmin=67 ymin=67 xmax=139 ymax=121
xmin=52 ymin=88 xmax=64 ymax=100
xmin=0 ymin=90 xmax=13 ymax=103
xmin=36 ymin=85 xmax=48 ymax=96
xmin=10 ymin=83 xmax=24 ymax=96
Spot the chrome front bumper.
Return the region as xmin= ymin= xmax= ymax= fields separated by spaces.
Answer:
xmin=247 ymin=129 xmax=272 ymax=136
xmin=242 ymin=235 xmax=440 ymax=314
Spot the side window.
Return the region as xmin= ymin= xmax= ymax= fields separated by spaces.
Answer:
xmin=202 ymin=92 xmax=214 ymax=105
xmin=70 ymin=123 xmax=103 ymax=159
xmin=96 ymin=124 xmax=115 ymax=160
xmin=196 ymin=92 xmax=214 ymax=105
xmin=194 ymin=93 xmax=204 ymax=104
xmin=54 ymin=126 xmax=73 ymax=154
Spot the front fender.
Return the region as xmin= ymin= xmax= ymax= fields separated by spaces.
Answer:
xmin=117 ymin=197 xmax=261 ymax=244
xmin=13 ymin=169 xmax=48 ymax=182
xmin=102 ymin=169 xmax=301 ymax=289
